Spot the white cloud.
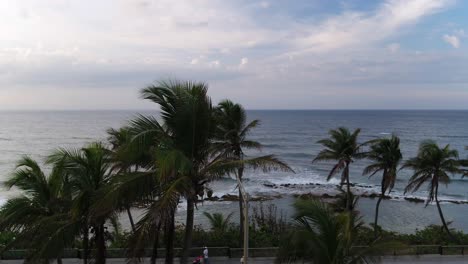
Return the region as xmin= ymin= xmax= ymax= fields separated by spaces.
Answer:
xmin=443 ymin=34 xmax=460 ymax=48
xmin=240 ymin=57 xmax=249 ymax=66
xmin=0 ymin=0 xmax=464 ymax=110
xmin=387 ymin=43 xmax=400 ymax=53
xmin=259 ymin=1 xmax=270 ymax=9
xmin=291 ymin=0 xmax=452 ymax=54
xmin=209 ymin=60 xmax=220 ymax=68
xmin=220 ymin=48 xmax=231 ymax=54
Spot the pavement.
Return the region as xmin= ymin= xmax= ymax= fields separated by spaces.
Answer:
xmin=2 ymin=255 xmax=468 ymax=263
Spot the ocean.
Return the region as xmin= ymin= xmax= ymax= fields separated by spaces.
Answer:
xmin=0 ymin=110 xmax=467 ymax=233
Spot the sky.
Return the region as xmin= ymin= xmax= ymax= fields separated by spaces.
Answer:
xmin=0 ymin=0 xmax=468 ymax=110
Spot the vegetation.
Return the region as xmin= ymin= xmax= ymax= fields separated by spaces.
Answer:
xmin=213 ymin=99 xmax=293 ymax=245
xmin=313 ymin=127 xmax=364 ymax=211
xmin=0 ymin=156 xmax=76 ymax=263
xmin=363 ymin=135 xmax=402 ymax=237
xmin=277 ymin=199 xmax=395 ymax=264
xmin=403 ymin=140 xmax=463 ymax=240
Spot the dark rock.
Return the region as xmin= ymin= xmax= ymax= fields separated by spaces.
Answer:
xmin=204 ymin=196 xmax=220 ymax=201
xmin=221 ymin=194 xmax=239 ymax=201
xmin=404 ymin=197 xmax=424 ymax=203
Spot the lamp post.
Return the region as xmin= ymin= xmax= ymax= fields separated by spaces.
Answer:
xmin=236 ymin=175 xmax=249 ymax=264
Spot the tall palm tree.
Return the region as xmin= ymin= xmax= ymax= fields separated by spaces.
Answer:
xmin=0 ymin=156 xmax=75 ymax=263
xmin=139 ymin=80 xmax=215 ymax=264
xmin=363 ymin=135 xmax=402 ymax=237
xmin=106 ymin=127 xmax=140 ymax=231
xmin=462 ymin=146 xmax=468 ymax=177
xmin=213 ymin=99 xmax=293 ymax=243
xmin=277 ymin=199 xmax=391 ymax=263
xmin=404 ymin=140 xmax=462 ymax=239
xmin=313 ymin=127 xmax=363 ymax=211
xmin=48 ymin=142 xmax=114 ymax=264
xmin=131 ymin=80 xmax=292 ymax=264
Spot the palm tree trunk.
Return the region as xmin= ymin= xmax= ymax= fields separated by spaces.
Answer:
xmin=82 ymin=223 xmax=89 ymax=264
xmin=374 ymin=196 xmax=383 ymax=238
xmin=238 ymin=166 xmax=244 ymax=246
xmin=345 ymin=163 xmax=352 ymax=211
xmin=127 ymin=167 xmax=137 ymax=233
xmin=151 ymin=222 xmax=162 ymax=264
xmin=126 ymin=207 xmax=136 ymax=232
xmin=374 ymin=175 xmax=386 ymax=238
xmin=165 ymin=208 xmax=176 ymax=264
xmin=435 ymin=183 xmax=455 ymax=241
xmin=181 ymin=196 xmax=195 ymax=264
xmin=95 ymin=223 xmax=107 ymax=264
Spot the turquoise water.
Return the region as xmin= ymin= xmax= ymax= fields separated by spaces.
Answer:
xmin=0 ymin=110 xmax=467 ymax=232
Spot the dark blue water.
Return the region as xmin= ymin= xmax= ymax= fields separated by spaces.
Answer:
xmin=0 ymin=110 xmax=467 ymax=232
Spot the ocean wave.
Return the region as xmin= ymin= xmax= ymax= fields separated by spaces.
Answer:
xmin=437 ymin=135 xmax=468 ymax=139
xmin=248 ymin=172 xmax=468 ymax=205
xmin=262 ymin=143 xmax=283 ymax=148
xmin=280 ymin=152 xmax=313 ymax=158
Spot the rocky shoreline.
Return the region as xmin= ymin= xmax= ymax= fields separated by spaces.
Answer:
xmin=202 ymin=182 xmax=468 ymax=205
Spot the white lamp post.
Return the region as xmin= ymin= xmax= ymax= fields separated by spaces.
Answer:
xmin=236 ymin=175 xmax=249 ymax=264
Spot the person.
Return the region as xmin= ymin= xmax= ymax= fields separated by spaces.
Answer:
xmin=192 ymin=255 xmax=203 ymax=264
xmin=203 ymin=246 xmax=209 ymax=264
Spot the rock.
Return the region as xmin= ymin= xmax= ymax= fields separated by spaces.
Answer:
xmin=221 ymin=194 xmax=239 ymax=201
xmin=367 ymin=193 xmax=379 ymax=198
xmin=404 ymin=197 xmax=424 ymax=203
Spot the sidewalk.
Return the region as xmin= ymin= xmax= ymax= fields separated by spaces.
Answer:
xmin=3 ymin=256 xmax=468 ymax=264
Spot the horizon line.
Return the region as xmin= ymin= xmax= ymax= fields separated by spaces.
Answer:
xmin=0 ymin=108 xmax=468 ymax=111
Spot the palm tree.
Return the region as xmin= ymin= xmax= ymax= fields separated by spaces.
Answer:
xmin=48 ymin=142 xmax=114 ymax=264
xmin=138 ymin=80 xmax=215 ymax=264
xmin=131 ymin=80 xmax=292 ymax=264
xmin=404 ymin=140 xmax=462 ymax=239
xmin=363 ymin=135 xmax=402 ymax=237
xmin=213 ymin=99 xmax=293 ymax=243
xmin=461 ymin=146 xmax=468 ymax=177
xmin=277 ymin=199 xmax=391 ymax=263
xmin=106 ymin=127 xmax=140 ymax=231
xmin=313 ymin=127 xmax=363 ymax=211
xmin=0 ymin=156 xmax=74 ymax=263
xmin=203 ymin=212 xmax=233 ymax=234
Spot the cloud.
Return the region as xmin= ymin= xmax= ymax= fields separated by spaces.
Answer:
xmin=259 ymin=1 xmax=270 ymax=9
xmin=291 ymin=0 xmax=453 ymax=54
xmin=387 ymin=43 xmax=400 ymax=53
xmin=443 ymin=34 xmax=460 ymax=48
xmin=209 ymin=60 xmax=221 ymax=68
xmin=239 ymin=57 xmax=249 ymax=67
xmin=0 ymin=0 xmax=465 ymax=110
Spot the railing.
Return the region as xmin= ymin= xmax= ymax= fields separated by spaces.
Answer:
xmin=3 ymin=245 xmax=468 ymax=260
xmin=351 ymin=245 xmax=468 ymax=256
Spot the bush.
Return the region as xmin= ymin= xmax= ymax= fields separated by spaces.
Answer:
xmin=0 ymin=231 xmax=17 ymax=249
